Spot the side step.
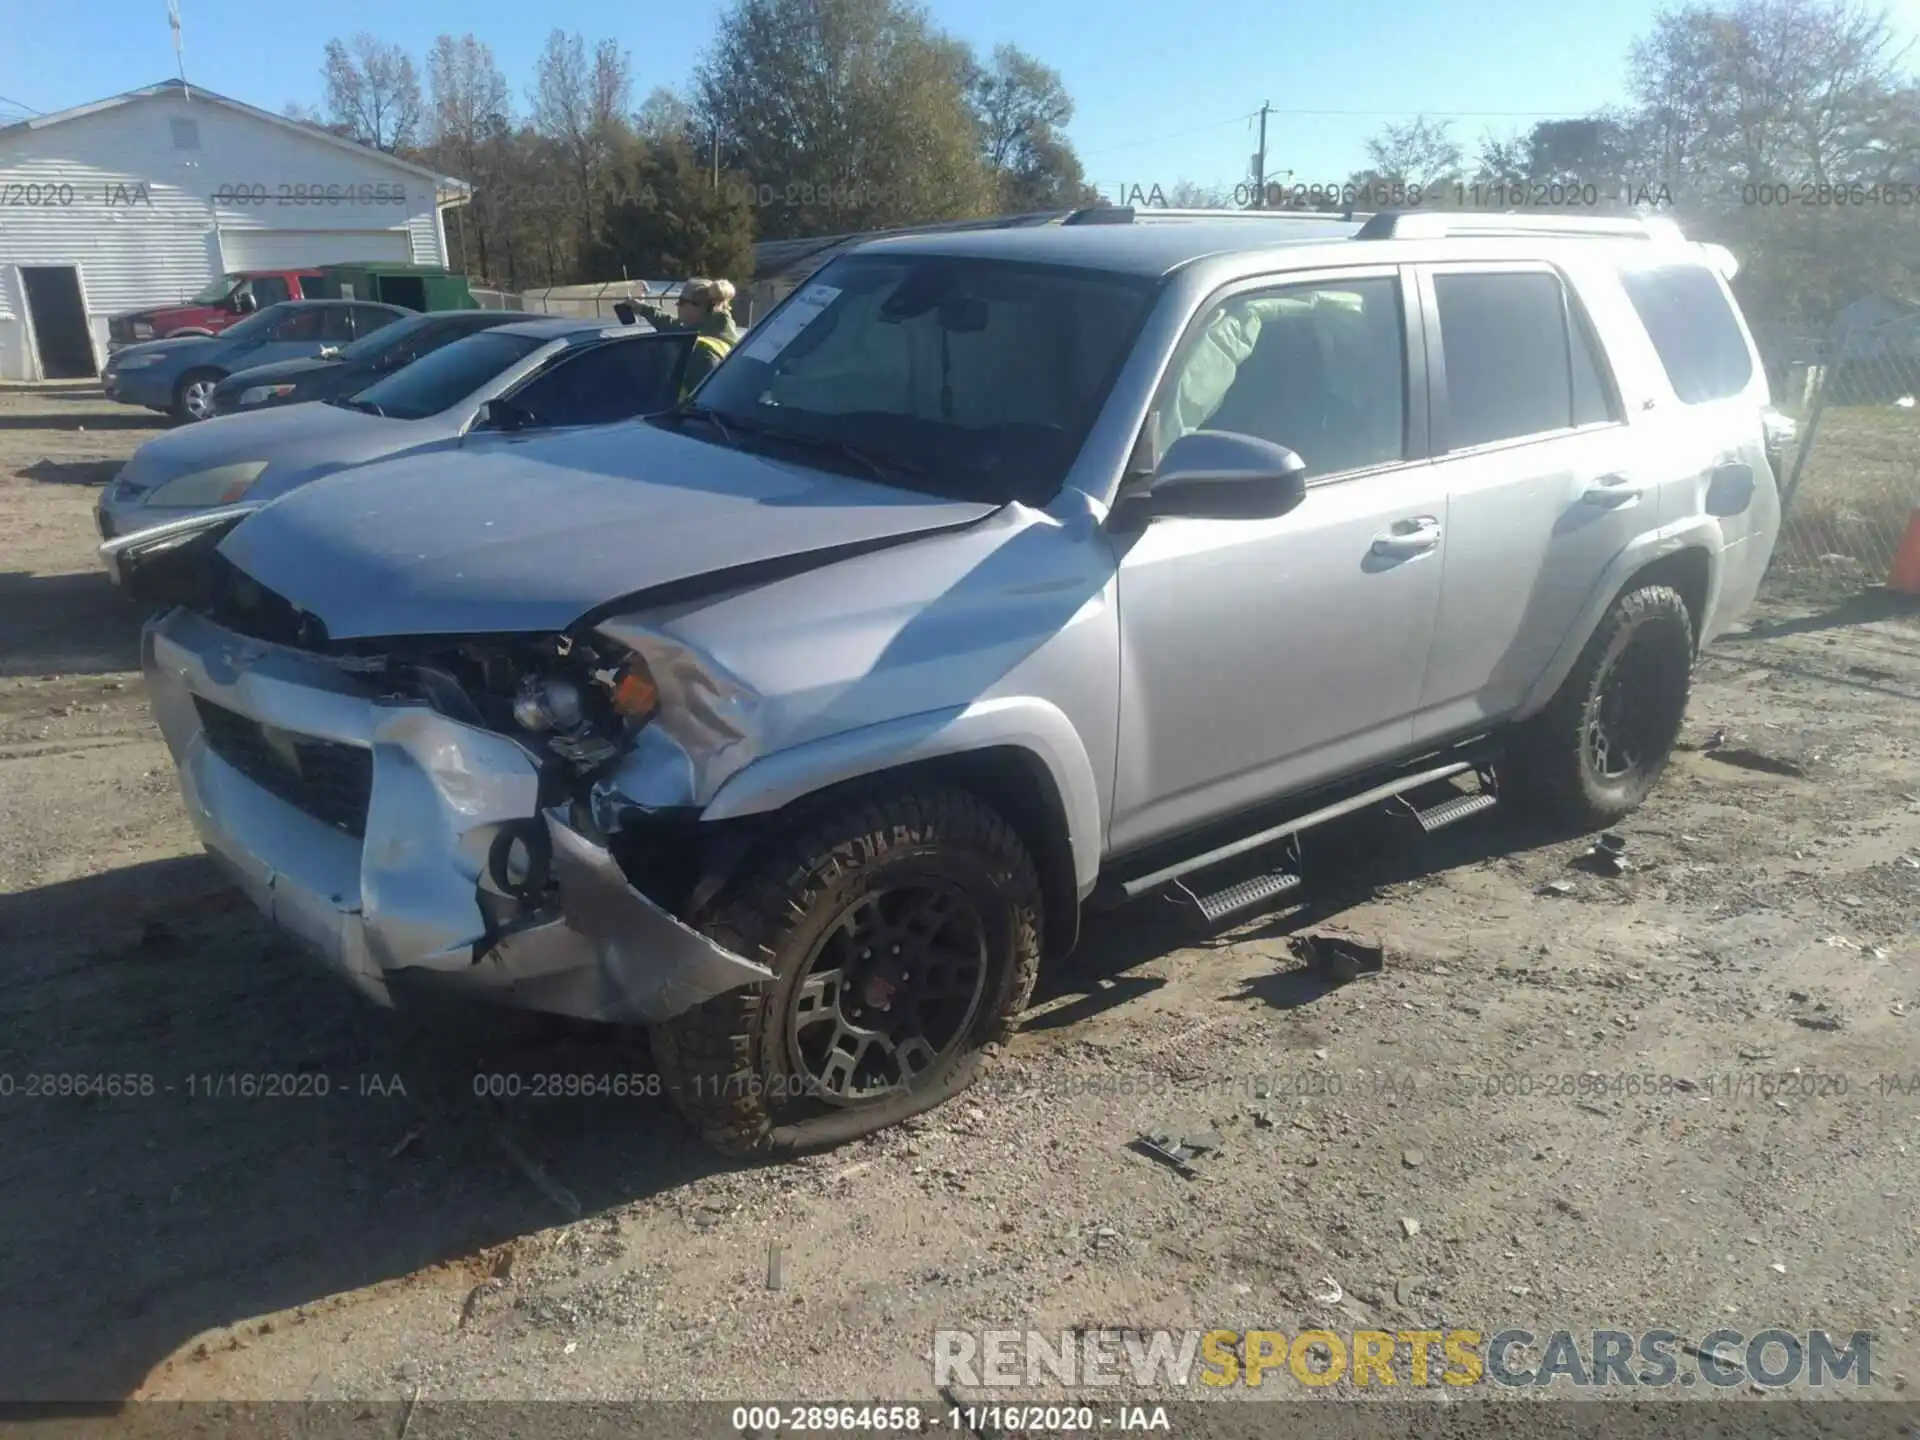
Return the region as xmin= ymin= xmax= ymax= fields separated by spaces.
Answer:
xmin=1118 ymin=756 xmax=1480 ymax=902
xmin=1407 ymin=789 xmax=1498 ymax=833
xmin=1192 ymin=869 xmax=1303 ymax=925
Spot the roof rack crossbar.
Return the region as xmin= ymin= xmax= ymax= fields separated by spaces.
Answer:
xmin=1062 ymin=205 xmax=1375 ymax=226
xmin=1355 ymin=210 xmax=1685 ymax=242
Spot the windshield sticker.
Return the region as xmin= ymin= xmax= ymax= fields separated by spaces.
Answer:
xmin=739 ymin=283 xmax=841 ymax=364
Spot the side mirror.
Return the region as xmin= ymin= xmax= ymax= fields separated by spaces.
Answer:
xmin=1127 ymin=430 xmax=1309 ymax=522
xmin=235 ymin=292 xmax=258 ymax=313
xmin=474 ymin=399 xmax=527 ymax=433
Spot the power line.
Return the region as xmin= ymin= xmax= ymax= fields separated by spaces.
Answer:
xmin=0 ymin=92 xmax=43 ymax=117
xmin=1080 ymin=100 xmax=1605 ymax=163
xmin=1080 ymin=110 xmax=1261 ymax=158
xmin=1250 ymin=106 xmax=1601 ymax=119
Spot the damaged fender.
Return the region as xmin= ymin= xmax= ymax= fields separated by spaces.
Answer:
xmin=699 ymin=696 xmax=1106 ymax=900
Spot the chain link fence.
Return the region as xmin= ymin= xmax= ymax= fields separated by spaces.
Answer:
xmin=1767 ymin=309 xmax=1920 ymax=602
xmin=469 ymin=281 xmax=685 ymax=321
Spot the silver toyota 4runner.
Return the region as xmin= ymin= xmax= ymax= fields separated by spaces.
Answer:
xmin=129 ymin=208 xmax=1780 ymax=1155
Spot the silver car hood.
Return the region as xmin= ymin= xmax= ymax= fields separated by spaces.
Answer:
xmin=119 ymin=401 xmax=396 ymax=492
xmin=216 ymin=421 xmax=1000 ymax=639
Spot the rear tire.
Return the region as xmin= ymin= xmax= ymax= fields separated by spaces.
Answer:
xmin=650 ymin=787 xmax=1041 ymax=1157
xmin=1504 ymin=583 xmax=1695 ymax=829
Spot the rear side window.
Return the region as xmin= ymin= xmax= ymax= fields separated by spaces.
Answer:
xmin=1434 ymin=271 xmax=1582 ymax=448
xmin=1618 ymin=263 xmax=1753 ymax=403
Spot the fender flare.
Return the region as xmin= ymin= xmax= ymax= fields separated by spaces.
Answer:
xmin=1515 ymin=519 xmax=1723 ymax=719
xmin=699 ymin=696 xmax=1105 ymax=899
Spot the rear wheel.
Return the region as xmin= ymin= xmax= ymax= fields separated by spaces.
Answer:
xmin=1504 ymin=583 xmax=1695 ymax=829
xmin=172 ymin=370 xmax=222 ymax=422
xmin=651 ymin=787 xmax=1041 ymax=1157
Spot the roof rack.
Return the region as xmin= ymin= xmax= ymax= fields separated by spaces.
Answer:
xmin=1355 ymin=210 xmax=1685 ymax=242
xmin=1061 ymin=205 xmax=1374 ymax=226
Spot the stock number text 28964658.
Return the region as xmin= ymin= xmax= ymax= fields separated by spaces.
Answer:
xmin=213 ymin=182 xmax=407 ymax=207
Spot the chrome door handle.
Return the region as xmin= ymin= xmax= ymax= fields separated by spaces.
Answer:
xmin=1371 ymin=516 xmax=1442 ymax=557
xmin=1580 ymin=474 xmax=1642 ymax=507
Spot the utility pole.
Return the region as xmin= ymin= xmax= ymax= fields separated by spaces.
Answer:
xmin=712 ymin=120 xmax=720 ymax=191
xmin=1252 ymin=101 xmax=1270 ymax=207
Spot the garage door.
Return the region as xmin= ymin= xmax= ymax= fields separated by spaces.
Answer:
xmin=218 ymin=229 xmax=412 ymax=269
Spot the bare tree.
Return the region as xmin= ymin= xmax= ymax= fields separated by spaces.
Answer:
xmin=1357 ymin=116 xmax=1465 ymax=189
xmin=1631 ymin=0 xmax=1915 ymax=198
xmin=426 ymin=34 xmax=512 ymax=280
xmin=531 ymin=30 xmax=633 ymax=242
xmin=1164 ymin=179 xmax=1233 ymax=207
xmin=635 ymin=86 xmax=697 ymax=145
xmin=321 ymin=33 xmax=423 ymax=152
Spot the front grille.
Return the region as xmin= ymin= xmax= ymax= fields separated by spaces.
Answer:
xmin=193 ymin=697 xmax=373 ymax=838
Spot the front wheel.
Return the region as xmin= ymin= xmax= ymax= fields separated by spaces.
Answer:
xmin=172 ymin=370 xmax=222 ymax=422
xmin=1504 ymin=583 xmax=1695 ymax=829
xmin=651 ymin=787 xmax=1042 ymax=1157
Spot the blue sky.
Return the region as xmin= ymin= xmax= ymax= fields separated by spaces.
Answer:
xmin=7 ymin=0 xmax=1920 ymax=194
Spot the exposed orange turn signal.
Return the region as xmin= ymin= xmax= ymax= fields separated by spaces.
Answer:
xmin=611 ymin=664 xmax=659 ymax=720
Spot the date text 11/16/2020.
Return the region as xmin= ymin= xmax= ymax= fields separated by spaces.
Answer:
xmin=0 ymin=1073 xmax=407 ymax=1100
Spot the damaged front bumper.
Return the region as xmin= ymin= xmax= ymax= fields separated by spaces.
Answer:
xmin=141 ymin=606 xmax=772 ymax=1022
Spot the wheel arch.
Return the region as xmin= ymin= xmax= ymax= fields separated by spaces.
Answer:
xmin=699 ymin=699 xmax=1102 ymax=960
xmin=1516 ymin=529 xmax=1719 ymax=719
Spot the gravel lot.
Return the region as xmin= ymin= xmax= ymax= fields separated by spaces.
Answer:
xmin=2 ymin=386 xmax=1917 ymax=1412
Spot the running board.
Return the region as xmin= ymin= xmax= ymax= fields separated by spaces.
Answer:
xmin=1119 ymin=757 xmax=1477 ymax=901
xmin=1408 ymin=789 xmax=1498 ymax=833
xmin=1191 ymin=869 xmax=1303 ymax=925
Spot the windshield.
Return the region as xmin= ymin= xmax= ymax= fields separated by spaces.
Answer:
xmin=344 ymin=330 xmax=547 ymax=420
xmin=335 ymin=313 xmax=436 ymax=363
xmin=690 ymin=254 xmax=1158 ymax=504
xmin=188 ymin=275 xmax=242 ymax=305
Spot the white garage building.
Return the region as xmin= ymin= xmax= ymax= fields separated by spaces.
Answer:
xmin=0 ymin=78 xmax=470 ymax=381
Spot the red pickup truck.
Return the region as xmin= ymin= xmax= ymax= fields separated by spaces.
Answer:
xmin=106 ymin=269 xmax=324 ymax=349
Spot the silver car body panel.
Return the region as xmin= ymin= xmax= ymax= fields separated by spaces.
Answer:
xmin=137 ymin=219 xmax=1780 ymax=1024
xmin=142 ymin=606 xmax=771 ymax=1020
xmin=216 ymin=421 xmax=1001 ymax=639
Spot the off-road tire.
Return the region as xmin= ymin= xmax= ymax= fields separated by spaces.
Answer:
xmin=650 ymin=787 xmax=1042 ymax=1157
xmin=1504 ymin=583 xmax=1695 ymax=830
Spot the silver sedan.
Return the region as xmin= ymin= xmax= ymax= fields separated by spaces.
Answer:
xmin=96 ymin=315 xmax=696 ymax=554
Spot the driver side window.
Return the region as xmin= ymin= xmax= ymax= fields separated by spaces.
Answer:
xmin=1155 ymin=276 xmax=1407 ymax=480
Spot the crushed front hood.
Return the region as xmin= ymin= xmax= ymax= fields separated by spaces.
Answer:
xmin=215 ymin=421 xmax=1000 ymax=640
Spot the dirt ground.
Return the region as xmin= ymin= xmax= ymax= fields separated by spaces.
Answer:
xmin=2 ymin=386 xmax=1917 ymax=1412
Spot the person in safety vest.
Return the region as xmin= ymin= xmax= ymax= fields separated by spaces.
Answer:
xmin=637 ymin=277 xmax=740 ymax=396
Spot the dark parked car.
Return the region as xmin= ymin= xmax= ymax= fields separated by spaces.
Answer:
xmin=211 ymin=309 xmax=523 ymax=416
xmin=101 ymin=300 xmax=411 ymax=421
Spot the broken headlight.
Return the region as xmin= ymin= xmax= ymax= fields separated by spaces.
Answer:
xmin=508 ymin=646 xmax=660 ymax=769
xmin=389 ymin=634 xmax=661 ymax=772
